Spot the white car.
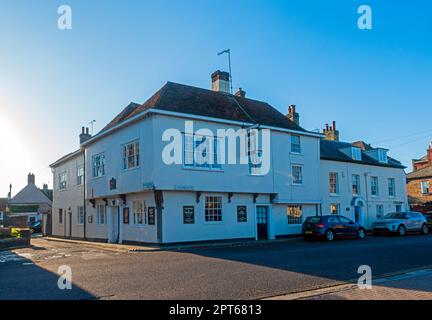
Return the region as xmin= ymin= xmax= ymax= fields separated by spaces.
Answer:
xmin=372 ymin=211 xmax=429 ymax=236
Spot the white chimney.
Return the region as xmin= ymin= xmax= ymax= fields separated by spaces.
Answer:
xmin=211 ymin=70 xmax=230 ymax=93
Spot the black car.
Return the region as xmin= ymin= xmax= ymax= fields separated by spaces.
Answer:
xmin=302 ymin=215 xmax=366 ymax=241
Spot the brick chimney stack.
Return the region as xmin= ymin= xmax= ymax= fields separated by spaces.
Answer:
xmin=211 ymin=70 xmax=230 ymax=94
xmin=28 ymin=173 xmax=35 ymax=185
xmin=287 ymin=105 xmax=300 ymax=125
xmin=323 ymin=121 xmax=340 ymax=142
xmin=79 ymin=127 xmax=92 ymax=144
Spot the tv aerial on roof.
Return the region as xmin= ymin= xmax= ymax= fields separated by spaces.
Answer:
xmin=217 ymin=49 xmax=233 ymax=94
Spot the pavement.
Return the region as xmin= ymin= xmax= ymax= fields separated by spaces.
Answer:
xmin=1 ymin=234 xmax=432 ymax=300
xmin=41 ymin=236 xmax=301 ymax=252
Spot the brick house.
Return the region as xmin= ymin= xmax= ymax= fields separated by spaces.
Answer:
xmin=406 ymin=143 xmax=432 ymax=213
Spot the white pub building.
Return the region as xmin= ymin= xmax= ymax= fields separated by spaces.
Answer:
xmin=50 ymin=71 xmax=407 ymax=244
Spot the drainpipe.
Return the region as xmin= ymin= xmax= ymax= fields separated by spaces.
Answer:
xmin=364 ymin=173 xmax=370 ymax=228
xmin=83 ymin=148 xmax=87 ymax=240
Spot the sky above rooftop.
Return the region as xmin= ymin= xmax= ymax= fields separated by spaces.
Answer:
xmin=1 ymin=0 xmax=431 ymax=195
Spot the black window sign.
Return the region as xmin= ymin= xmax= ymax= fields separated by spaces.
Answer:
xmin=123 ymin=207 xmax=130 ymax=224
xmin=148 ymin=207 xmax=155 ymax=225
xmin=109 ymin=178 xmax=117 ymax=190
xmin=237 ymin=206 xmax=247 ymax=222
xmin=183 ymin=206 xmax=195 ymax=224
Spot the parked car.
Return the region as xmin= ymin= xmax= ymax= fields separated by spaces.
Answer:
xmin=372 ymin=211 xmax=429 ymax=236
xmin=302 ymin=215 xmax=366 ymax=241
xmin=423 ymin=212 xmax=432 ymax=231
xmin=29 ymin=221 xmax=42 ymax=233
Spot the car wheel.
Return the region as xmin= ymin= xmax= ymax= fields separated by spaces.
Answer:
xmin=325 ymin=230 xmax=335 ymax=241
xmin=421 ymin=224 xmax=429 ymax=235
xmin=357 ymin=228 xmax=366 ymax=239
xmin=398 ymin=225 xmax=406 ymax=237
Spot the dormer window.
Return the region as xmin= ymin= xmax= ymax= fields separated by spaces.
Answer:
xmin=352 ymin=147 xmax=362 ymax=161
xmin=378 ymin=149 xmax=388 ymax=163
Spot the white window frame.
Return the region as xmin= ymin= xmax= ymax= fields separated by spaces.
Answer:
xmin=77 ymin=206 xmax=84 ymax=225
xmin=290 ymin=135 xmax=301 ymax=154
xmin=378 ymin=150 xmax=388 ymax=163
xmin=96 ymin=204 xmax=106 ymax=225
xmin=92 ymin=153 xmax=106 ymax=178
xmin=77 ymin=166 xmax=84 ymax=186
xmin=58 ymin=209 xmax=63 ymax=225
xmin=291 ymin=165 xmax=303 ymax=185
xmin=352 ymin=147 xmax=362 ymax=161
xmin=329 ymin=172 xmax=339 ymax=195
xmin=133 ymin=200 xmax=146 ymax=226
xmin=122 ymin=140 xmax=140 ymax=170
xmin=204 ymin=196 xmax=223 ymax=223
xmin=59 ymin=172 xmax=67 ymax=191
xmin=376 ymin=205 xmax=384 ymax=220
xmin=421 ymin=181 xmax=430 ymax=194
xmin=371 ymin=176 xmax=379 ymax=197
xmin=388 ymin=178 xmax=396 ymax=197
xmin=182 ymin=133 xmax=222 ymax=171
xmin=330 ymin=203 xmax=340 ymax=215
xmin=287 ymin=206 xmax=303 ymax=225
xmin=352 ymin=174 xmax=361 ymax=195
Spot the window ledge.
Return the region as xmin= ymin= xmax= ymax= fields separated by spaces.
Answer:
xmin=182 ymin=166 xmax=224 ymax=173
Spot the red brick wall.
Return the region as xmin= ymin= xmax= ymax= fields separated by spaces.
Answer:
xmin=407 ymin=177 xmax=432 ymax=212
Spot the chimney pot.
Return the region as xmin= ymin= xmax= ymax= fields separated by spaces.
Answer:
xmin=79 ymin=126 xmax=92 ymax=144
xmin=28 ymin=173 xmax=35 ymax=185
xmin=287 ymin=105 xmax=300 ymax=125
xmin=235 ymin=88 xmax=246 ymax=98
xmin=323 ymin=121 xmax=340 ymax=142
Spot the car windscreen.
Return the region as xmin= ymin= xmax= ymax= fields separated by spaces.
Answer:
xmin=384 ymin=212 xmax=406 ymax=219
xmin=305 ymin=217 xmax=321 ymax=224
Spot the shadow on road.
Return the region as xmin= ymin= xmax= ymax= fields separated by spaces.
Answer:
xmin=0 ymin=250 xmax=95 ymax=300
xmin=167 ymin=234 xmax=432 ymax=298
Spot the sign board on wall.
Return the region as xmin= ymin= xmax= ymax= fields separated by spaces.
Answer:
xmin=183 ymin=206 xmax=195 ymax=224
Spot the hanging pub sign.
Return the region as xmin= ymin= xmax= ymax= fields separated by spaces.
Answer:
xmin=183 ymin=206 xmax=195 ymax=224
xmin=148 ymin=207 xmax=156 ymax=225
xmin=123 ymin=207 xmax=130 ymax=224
xmin=237 ymin=206 xmax=247 ymax=222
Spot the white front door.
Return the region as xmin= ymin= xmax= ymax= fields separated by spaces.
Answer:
xmin=108 ymin=206 xmax=119 ymax=243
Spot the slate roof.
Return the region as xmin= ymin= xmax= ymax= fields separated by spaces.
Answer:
xmin=10 ymin=184 xmax=52 ymax=206
xmin=406 ymin=165 xmax=432 ymax=180
xmin=320 ymin=139 xmax=405 ymax=169
xmin=50 ymin=149 xmax=83 ymax=168
xmin=99 ymin=82 xmax=309 ymax=135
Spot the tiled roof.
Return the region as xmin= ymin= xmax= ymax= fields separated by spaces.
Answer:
xmin=320 ymin=139 xmax=405 ymax=169
xmin=100 ymin=102 xmax=140 ymax=133
xmin=50 ymin=149 xmax=82 ymax=168
xmin=406 ymin=165 xmax=432 ymax=180
xmin=10 ymin=184 xmax=52 ymax=206
xmin=99 ymin=82 xmax=309 ymax=134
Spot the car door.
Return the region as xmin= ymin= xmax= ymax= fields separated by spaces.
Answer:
xmin=411 ymin=212 xmax=423 ymax=231
xmin=339 ymin=216 xmax=357 ymax=236
xmin=404 ymin=213 xmax=415 ymax=231
xmin=329 ymin=216 xmax=344 ymax=236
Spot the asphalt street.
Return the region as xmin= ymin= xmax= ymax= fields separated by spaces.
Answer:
xmin=1 ymin=234 xmax=432 ymax=299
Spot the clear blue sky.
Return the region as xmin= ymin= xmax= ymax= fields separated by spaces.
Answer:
xmin=1 ymin=0 xmax=431 ymax=195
